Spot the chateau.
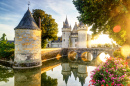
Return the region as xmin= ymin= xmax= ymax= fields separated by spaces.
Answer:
xmin=47 ymin=17 xmax=91 ymax=48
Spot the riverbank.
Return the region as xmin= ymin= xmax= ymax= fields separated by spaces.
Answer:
xmin=0 ymin=48 xmax=62 ymax=67
xmin=41 ymin=48 xmax=62 ymax=61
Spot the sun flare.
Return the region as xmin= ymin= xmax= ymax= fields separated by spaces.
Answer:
xmin=91 ymin=34 xmax=113 ymax=45
xmin=99 ymin=52 xmax=110 ymax=62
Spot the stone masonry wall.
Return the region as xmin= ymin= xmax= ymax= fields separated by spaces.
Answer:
xmin=14 ymin=29 xmax=41 ymax=64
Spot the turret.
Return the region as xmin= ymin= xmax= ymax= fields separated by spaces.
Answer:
xmin=14 ymin=8 xmax=41 ymax=68
xmin=62 ymin=16 xmax=71 ymax=48
xmin=72 ymin=22 xmax=78 ymax=33
xmin=77 ymin=21 xmax=88 ymax=48
xmin=70 ymin=22 xmax=78 ymax=48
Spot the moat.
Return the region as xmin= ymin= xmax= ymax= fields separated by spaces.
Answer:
xmin=0 ymin=53 xmax=107 ymax=86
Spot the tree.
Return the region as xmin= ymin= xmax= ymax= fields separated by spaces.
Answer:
xmin=0 ymin=33 xmax=7 ymax=42
xmin=0 ymin=33 xmax=14 ymax=60
xmin=32 ymin=9 xmax=58 ymax=48
xmin=73 ymin=0 xmax=130 ymax=45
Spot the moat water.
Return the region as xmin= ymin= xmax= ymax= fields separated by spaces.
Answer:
xmin=0 ymin=53 xmax=111 ymax=86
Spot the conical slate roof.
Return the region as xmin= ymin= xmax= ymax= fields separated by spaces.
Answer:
xmin=78 ymin=21 xmax=85 ymax=27
xmin=65 ymin=16 xmax=69 ymax=25
xmin=72 ymin=22 xmax=78 ymax=32
xmin=63 ymin=16 xmax=70 ymax=28
xmin=14 ymin=9 xmax=40 ymax=30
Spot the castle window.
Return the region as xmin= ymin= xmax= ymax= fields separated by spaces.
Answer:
xmin=75 ymin=39 xmax=77 ymax=42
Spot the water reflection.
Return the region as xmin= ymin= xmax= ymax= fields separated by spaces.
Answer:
xmin=14 ymin=67 xmax=41 ymax=86
xmin=0 ymin=65 xmax=13 ymax=83
xmin=41 ymin=73 xmax=58 ymax=86
xmin=0 ymin=56 xmax=105 ymax=86
xmin=61 ymin=62 xmax=88 ymax=86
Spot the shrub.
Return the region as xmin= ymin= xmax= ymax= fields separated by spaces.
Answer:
xmin=89 ymin=57 xmax=130 ymax=86
xmin=0 ymin=33 xmax=14 ymax=60
xmin=113 ymin=50 xmax=126 ymax=60
xmin=0 ymin=41 xmax=14 ymax=60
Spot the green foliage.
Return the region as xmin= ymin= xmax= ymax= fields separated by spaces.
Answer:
xmin=32 ymin=9 xmax=58 ymax=48
xmin=73 ymin=0 xmax=130 ymax=45
xmin=0 ymin=33 xmax=14 ymax=60
xmin=89 ymin=57 xmax=130 ymax=86
xmin=113 ymin=50 xmax=126 ymax=59
xmin=41 ymin=72 xmax=58 ymax=86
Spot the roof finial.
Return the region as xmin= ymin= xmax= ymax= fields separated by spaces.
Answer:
xmin=28 ymin=1 xmax=30 ymax=9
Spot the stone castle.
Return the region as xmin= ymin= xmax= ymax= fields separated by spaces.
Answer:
xmin=47 ymin=17 xmax=91 ymax=48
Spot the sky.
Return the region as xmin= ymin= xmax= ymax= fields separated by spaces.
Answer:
xmin=0 ymin=0 xmax=81 ymax=40
xmin=0 ymin=0 xmax=112 ymax=44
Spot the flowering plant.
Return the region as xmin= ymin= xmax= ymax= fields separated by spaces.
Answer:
xmin=89 ymin=57 xmax=130 ymax=86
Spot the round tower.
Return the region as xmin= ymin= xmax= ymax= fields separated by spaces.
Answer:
xmin=14 ymin=8 xmax=41 ymax=68
xmin=62 ymin=16 xmax=71 ymax=48
xmin=77 ymin=22 xmax=88 ymax=48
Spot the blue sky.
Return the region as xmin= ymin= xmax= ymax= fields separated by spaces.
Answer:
xmin=0 ymin=0 xmax=87 ymax=40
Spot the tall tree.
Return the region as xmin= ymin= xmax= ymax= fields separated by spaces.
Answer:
xmin=32 ymin=9 xmax=58 ymax=48
xmin=73 ymin=0 xmax=130 ymax=45
xmin=0 ymin=33 xmax=7 ymax=42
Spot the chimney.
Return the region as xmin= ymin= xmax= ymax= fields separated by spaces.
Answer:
xmin=39 ymin=17 xmax=41 ymax=29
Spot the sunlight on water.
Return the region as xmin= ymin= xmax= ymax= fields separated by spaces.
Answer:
xmin=99 ymin=52 xmax=110 ymax=62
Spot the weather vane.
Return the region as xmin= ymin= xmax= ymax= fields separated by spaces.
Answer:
xmin=28 ymin=1 xmax=30 ymax=9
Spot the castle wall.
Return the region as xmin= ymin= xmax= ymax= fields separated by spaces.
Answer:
xmin=62 ymin=31 xmax=71 ymax=48
xmin=71 ymin=37 xmax=78 ymax=48
xmin=78 ymin=31 xmax=87 ymax=48
xmin=14 ymin=29 xmax=41 ymax=66
xmin=87 ymin=34 xmax=91 ymax=48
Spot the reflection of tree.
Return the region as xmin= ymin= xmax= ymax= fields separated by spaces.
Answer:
xmin=0 ymin=65 xmax=14 ymax=82
xmin=41 ymin=73 xmax=58 ymax=86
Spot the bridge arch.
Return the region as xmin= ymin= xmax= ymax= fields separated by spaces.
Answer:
xmin=97 ymin=52 xmax=110 ymax=62
xmin=68 ymin=51 xmax=78 ymax=61
xmin=81 ymin=52 xmax=93 ymax=62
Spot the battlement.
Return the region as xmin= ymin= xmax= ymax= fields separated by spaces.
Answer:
xmin=77 ymin=26 xmax=88 ymax=31
xmin=62 ymin=28 xmax=71 ymax=32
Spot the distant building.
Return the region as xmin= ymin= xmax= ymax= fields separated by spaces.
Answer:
xmin=47 ymin=16 xmax=91 ymax=48
xmin=7 ymin=40 xmax=14 ymax=44
xmin=46 ymin=37 xmax=62 ymax=48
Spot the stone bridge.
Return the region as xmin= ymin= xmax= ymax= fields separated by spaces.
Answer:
xmin=61 ymin=48 xmax=118 ymax=60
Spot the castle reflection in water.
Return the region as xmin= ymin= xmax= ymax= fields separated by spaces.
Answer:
xmin=1 ymin=54 xmax=102 ymax=86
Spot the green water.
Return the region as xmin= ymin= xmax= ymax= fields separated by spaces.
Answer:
xmin=0 ymin=58 xmax=98 ymax=86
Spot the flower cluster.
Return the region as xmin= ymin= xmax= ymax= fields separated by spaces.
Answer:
xmin=89 ymin=57 xmax=130 ymax=86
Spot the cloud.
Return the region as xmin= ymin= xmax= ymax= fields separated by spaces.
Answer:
xmin=0 ymin=24 xmax=15 ymax=40
xmin=44 ymin=0 xmax=80 ymax=36
xmin=0 ymin=7 xmax=10 ymax=12
xmin=0 ymin=2 xmax=14 ymax=9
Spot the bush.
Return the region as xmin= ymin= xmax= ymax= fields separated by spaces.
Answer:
xmin=113 ymin=50 xmax=126 ymax=60
xmin=0 ymin=33 xmax=14 ymax=60
xmin=89 ymin=57 xmax=130 ymax=86
xmin=0 ymin=41 xmax=14 ymax=60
